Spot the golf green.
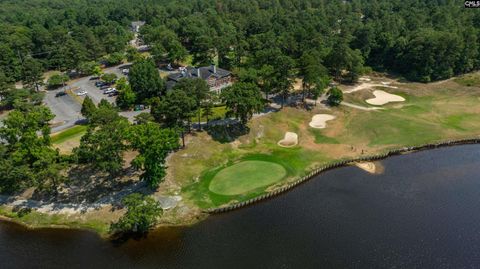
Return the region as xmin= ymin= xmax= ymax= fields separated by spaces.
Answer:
xmin=209 ymin=161 xmax=287 ymax=195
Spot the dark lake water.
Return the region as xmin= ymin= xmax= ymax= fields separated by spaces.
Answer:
xmin=2 ymin=145 xmax=480 ymax=269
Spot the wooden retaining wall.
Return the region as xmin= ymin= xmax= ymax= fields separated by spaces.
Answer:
xmin=204 ymin=138 xmax=480 ymax=214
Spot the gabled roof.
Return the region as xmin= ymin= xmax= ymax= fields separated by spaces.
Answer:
xmin=167 ymin=65 xmax=231 ymax=83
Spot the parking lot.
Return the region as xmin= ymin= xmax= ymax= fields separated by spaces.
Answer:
xmin=70 ymin=64 xmax=130 ymax=105
xmin=43 ymin=63 xmax=147 ymax=132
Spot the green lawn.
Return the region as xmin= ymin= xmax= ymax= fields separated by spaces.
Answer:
xmin=209 ymin=160 xmax=287 ymax=195
xmin=190 ymin=106 xmax=227 ymax=122
xmin=51 ymin=125 xmax=87 ymax=144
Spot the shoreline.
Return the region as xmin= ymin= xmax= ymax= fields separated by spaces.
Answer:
xmin=1 ymin=138 xmax=479 ymax=236
xmin=204 ymin=137 xmax=480 ymax=213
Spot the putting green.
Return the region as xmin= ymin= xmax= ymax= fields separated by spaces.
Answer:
xmin=209 ymin=161 xmax=287 ymax=195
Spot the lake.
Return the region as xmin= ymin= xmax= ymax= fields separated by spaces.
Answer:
xmin=1 ymin=145 xmax=480 ymax=268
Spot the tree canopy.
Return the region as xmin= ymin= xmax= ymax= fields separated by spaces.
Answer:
xmin=221 ymin=82 xmax=264 ymax=125
xmin=128 ymin=59 xmax=165 ymax=103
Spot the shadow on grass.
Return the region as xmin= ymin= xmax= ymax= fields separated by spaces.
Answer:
xmin=204 ymin=119 xmax=249 ymax=143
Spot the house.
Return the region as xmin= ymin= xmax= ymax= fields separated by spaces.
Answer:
xmin=131 ymin=21 xmax=145 ymax=33
xmin=166 ymin=65 xmax=232 ymax=93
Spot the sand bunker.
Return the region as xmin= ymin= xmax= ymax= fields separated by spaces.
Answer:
xmin=366 ymin=90 xmax=405 ymax=106
xmin=277 ymin=132 xmax=298 ymax=147
xmin=309 ymin=114 xmax=336 ymax=129
xmin=344 ymin=82 xmax=398 ymax=93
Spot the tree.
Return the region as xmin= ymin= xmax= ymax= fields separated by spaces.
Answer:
xmin=172 ymin=78 xmax=209 ymax=130
xmin=326 ymin=41 xmax=364 ymax=83
xmin=0 ymin=105 xmax=65 ymax=194
xmin=126 ymin=46 xmax=143 ymax=63
xmin=78 ymin=61 xmax=101 ymax=76
xmin=327 ymin=87 xmax=343 ymax=106
xmin=128 ymin=59 xmax=165 ymax=103
xmin=74 ymin=104 xmax=129 ymax=175
xmin=298 ymin=52 xmax=329 ymax=104
xmin=22 ymin=57 xmax=44 ymax=91
xmin=116 ymin=78 xmax=137 ymax=110
xmin=134 ymin=112 xmax=154 ymax=125
xmin=311 ymin=77 xmax=330 ymax=106
xmin=221 ymin=82 xmax=264 ymax=125
xmin=202 ymin=100 xmax=214 ymax=124
xmin=150 ymin=89 xmax=196 ymax=147
xmin=101 ymin=73 xmax=117 ymax=84
xmin=110 ymin=193 xmax=162 ymax=234
xmin=81 ymin=96 xmax=96 ymax=119
xmin=103 ymin=52 xmax=124 ymax=66
xmin=47 ymin=73 xmax=69 ymax=89
xmin=127 ymin=123 xmax=179 ymax=188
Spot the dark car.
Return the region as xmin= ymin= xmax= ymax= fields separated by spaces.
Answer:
xmin=108 ymin=91 xmax=119 ymax=97
xmin=55 ymin=91 xmax=67 ymax=97
xmin=95 ymin=81 xmax=106 ymax=87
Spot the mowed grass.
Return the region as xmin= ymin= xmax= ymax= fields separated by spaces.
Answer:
xmin=190 ymin=106 xmax=227 ymax=122
xmin=172 ymin=75 xmax=480 ymax=209
xmin=51 ymin=125 xmax=87 ymax=154
xmin=209 ymin=161 xmax=287 ymax=195
xmin=51 ymin=125 xmax=87 ymax=144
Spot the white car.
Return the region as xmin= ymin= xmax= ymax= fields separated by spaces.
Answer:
xmin=104 ymin=87 xmax=117 ymax=94
xmin=122 ymin=68 xmax=129 ymax=75
xmin=76 ymin=90 xmax=88 ymax=96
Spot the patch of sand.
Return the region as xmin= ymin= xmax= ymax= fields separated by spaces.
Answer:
xmin=343 ymin=82 xmax=398 ymax=94
xmin=354 ymin=161 xmax=385 ymax=174
xmin=366 ymin=90 xmax=406 ymax=106
xmin=309 ymin=114 xmax=336 ymax=129
xmin=277 ymin=132 xmax=298 ymax=147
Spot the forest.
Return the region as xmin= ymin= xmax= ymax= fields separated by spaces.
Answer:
xmin=0 ymin=0 xmax=478 ymax=88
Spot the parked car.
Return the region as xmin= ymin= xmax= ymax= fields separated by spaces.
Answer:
xmin=55 ymin=91 xmax=67 ymax=97
xmin=95 ymin=81 xmax=106 ymax=87
xmin=104 ymin=88 xmax=117 ymax=94
xmin=122 ymin=68 xmax=129 ymax=75
xmin=76 ymin=90 xmax=87 ymax=96
xmin=108 ymin=91 xmax=119 ymax=97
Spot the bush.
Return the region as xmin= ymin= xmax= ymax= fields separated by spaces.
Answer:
xmin=103 ymin=52 xmax=124 ymax=66
xmin=47 ymin=73 xmax=69 ymax=89
xmin=110 ymin=193 xmax=162 ymax=234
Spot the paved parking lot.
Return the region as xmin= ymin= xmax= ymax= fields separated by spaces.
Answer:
xmin=70 ymin=64 xmax=130 ymax=105
xmin=43 ymin=63 xmax=146 ymax=132
xmin=44 ymin=87 xmax=82 ymax=133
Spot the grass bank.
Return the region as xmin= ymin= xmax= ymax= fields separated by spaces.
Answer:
xmin=0 ymin=206 xmax=111 ymax=235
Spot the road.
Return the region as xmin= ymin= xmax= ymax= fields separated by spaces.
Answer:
xmin=43 ymin=63 xmax=145 ymax=133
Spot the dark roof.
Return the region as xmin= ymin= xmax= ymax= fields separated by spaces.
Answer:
xmin=167 ymin=65 xmax=231 ymax=83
